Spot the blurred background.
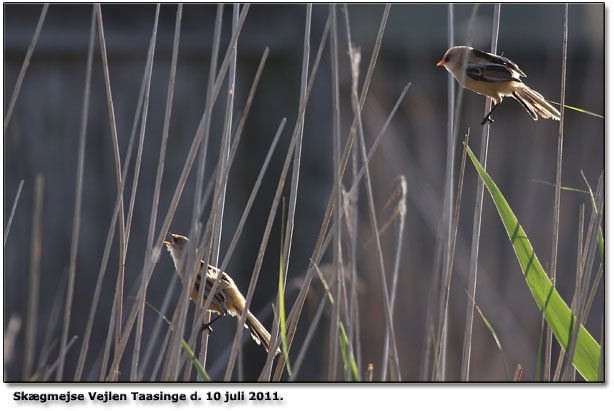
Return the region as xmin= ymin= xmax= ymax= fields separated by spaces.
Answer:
xmin=3 ymin=3 xmax=604 ymax=381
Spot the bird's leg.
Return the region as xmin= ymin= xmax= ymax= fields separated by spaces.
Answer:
xmin=480 ymin=102 xmax=501 ymax=125
xmin=200 ymin=313 xmax=225 ymax=334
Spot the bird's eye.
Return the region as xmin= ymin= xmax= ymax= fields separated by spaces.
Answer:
xmin=445 ymin=56 xmax=450 ymax=62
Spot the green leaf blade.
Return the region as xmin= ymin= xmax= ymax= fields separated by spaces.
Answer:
xmin=338 ymin=320 xmax=359 ymax=381
xmin=466 ymin=145 xmax=601 ymax=381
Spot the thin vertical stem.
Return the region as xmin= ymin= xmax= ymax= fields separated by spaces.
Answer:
xmin=264 ymin=5 xmax=313 ymax=381
xmin=201 ymin=4 xmax=239 ymax=375
xmin=144 ymin=4 xmax=182 ymax=260
xmin=438 ymin=3 xmax=460 ymax=378
xmin=348 ymin=45 xmax=401 ymax=381
xmin=141 ymin=3 xmax=183 ymax=378
xmin=460 ymin=3 xmax=499 ymax=382
xmin=4 ymin=180 xmax=24 ymax=246
xmin=144 ymin=274 xmax=180 ymax=381
xmin=381 ymin=176 xmax=407 ymax=379
xmin=443 ymin=2 xmax=456 ymax=311
xmin=328 ymin=3 xmax=341 ymax=381
xmin=186 ymin=4 xmax=223 ymax=378
xmin=283 ymin=3 xmax=311 ymax=286
xmin=544 ymin=3 xmax=568 ymax=381
xmin=24 ymin=174 xmax=44 ymax=380
xmin=57 ymin=5 xmax=96 ymax=381
xmin=130 ymin=5 xmax=162 ymax=381
xmin=555 ymin=203 xmax=584 ymax=381
xmin=578 ymin=176 xmax=603 ymax=324
xmin=429 ymin=4 xmax=455 ymax=381
xmin=434 ymin=3 xmax=478 ymax=381
xmin=35 ymin=270 xmax=67 ymax=380
xmin=288 ymin=285 xmax=329 ymax=381
xmin=434 ymin=129 xmax=470 ymax=382
xmin=125 ymin=4 xmax=160 ymax=248
xmin=138 ymin=2 xmax=182 ymax=381
xmin=87 ymin=4 xmax=127 ymax=380
xmin=4 ymin=4 xmax=49 ymax=131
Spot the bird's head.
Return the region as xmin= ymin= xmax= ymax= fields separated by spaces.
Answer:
xmin=436 ymin=46 xmax=471 ymax=70
xmin=163 ymin=233 xmax=189 ymax=263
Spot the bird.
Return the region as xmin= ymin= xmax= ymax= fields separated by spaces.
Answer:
xmin=163 ymin=233 xmax=280 ymax=355
xmin=436 ymin=46 xmax=561 ymax=125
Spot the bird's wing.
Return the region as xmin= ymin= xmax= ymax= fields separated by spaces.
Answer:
xmin=471 ymin=48 xmax=527 ymax=77
xmin=465 ymin=62 xmax=521 ymax=83
xmin=194 ymin=269 xmax=229 ymax=315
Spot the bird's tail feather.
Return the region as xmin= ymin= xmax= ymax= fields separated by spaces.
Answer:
xmin=245 ymin=311 xmax=281 ymax=355
xmin=513 ymin=84 xmax=561 ymax=121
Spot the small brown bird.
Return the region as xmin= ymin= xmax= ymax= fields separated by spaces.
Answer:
xmin=436 ymin=46 xmax=561 ymax=125
xmin=164 ymin=233 xmax=279 ymax=355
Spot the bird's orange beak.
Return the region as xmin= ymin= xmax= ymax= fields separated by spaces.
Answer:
xmin=163 ymin=233 xmax=173 ymax=246
xmin=436 ymin=60 xmax=446 ymax=67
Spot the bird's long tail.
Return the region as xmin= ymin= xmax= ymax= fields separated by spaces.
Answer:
xmin=513 ymin=83 xmax=561 ymax=121
xmin=245 ymin=310 xmax=281 ymax=355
